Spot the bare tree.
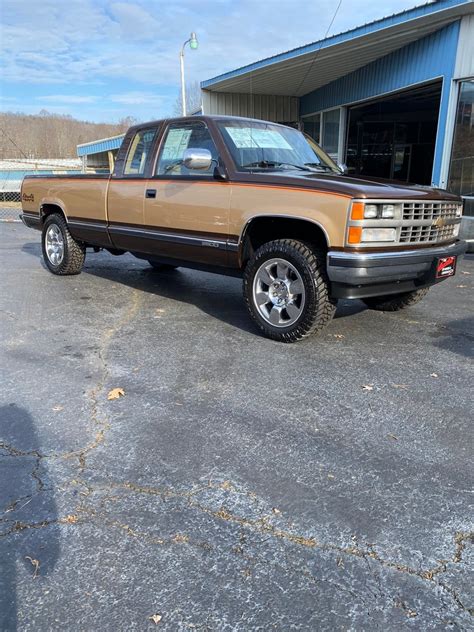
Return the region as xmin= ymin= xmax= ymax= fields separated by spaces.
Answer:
xmin=173 ymin=81 xmax=202 ymax=116
xmin=0 ymin=111 xmax=136 ymax=160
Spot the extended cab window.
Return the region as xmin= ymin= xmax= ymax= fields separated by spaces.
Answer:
xmin=156 ymin=122 xmax=218 ymax=177
xmin=124 ymin=128 xmax=157 ymax=176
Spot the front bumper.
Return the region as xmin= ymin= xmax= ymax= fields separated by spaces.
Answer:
xmin=327 ymin=240 xmax=467 ymax=299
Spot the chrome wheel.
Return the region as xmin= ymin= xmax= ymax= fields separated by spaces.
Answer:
xmin=45 ymin=224 xmax=64 ymax=266
xmin=252 ymin=257 xmax=305 ymax=327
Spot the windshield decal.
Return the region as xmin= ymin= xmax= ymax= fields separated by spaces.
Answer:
xmin=225 ymin=127 xmax=292 ymax=150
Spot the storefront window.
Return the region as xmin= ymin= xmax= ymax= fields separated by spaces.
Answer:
xmin=301 ymin=114 xmax=321 ymax=143
xmin=449 ymin=80 xmax=474 ymax=216
xmin=322 ymin=109 xmax=340 ymax=158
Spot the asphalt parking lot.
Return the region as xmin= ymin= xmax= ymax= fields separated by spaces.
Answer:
xmin=1 ymin=221 xmax=473 ymax=631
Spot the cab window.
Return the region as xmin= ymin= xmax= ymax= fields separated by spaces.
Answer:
xmin=156 ymin=122 xmax=218 ymax=177
xmin=124 ymin=128 xmax=157 ymax=176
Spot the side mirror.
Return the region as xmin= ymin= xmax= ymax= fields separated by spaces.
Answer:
xmin=338 ymin=163 xmax=348 ymax=174
xmin=183 ymin=148 xmax=212 ymax=171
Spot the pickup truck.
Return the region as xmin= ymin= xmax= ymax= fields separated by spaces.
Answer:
xmin=21 ymin=115 xmax=467 ymax=342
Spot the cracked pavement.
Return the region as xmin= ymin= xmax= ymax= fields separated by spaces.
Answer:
xmin=1 ymin=222 xmax=473 ymax=630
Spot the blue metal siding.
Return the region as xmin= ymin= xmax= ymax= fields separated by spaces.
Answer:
xmin=202 ymin=0 xmax=469 ymax=89
xmin=76 ymin=135 xmax=124 ymax=157
xmin=300 ymin=22 xmax=461 ymax=115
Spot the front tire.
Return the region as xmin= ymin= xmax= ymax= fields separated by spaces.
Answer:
xmin=243 ymin=239 xmax=336 ymax=342
xmin=42 ymin=213 xmax=85 ymax=275
xmin=362 ymin=288 xmax=429 ymax=311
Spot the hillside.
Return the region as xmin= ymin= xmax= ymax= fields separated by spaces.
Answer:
xmin=0 ymin=111 xmax=136 ymax=159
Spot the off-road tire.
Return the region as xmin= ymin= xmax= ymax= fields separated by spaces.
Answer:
xmin=42 ymin=213 xmax=85 ymax=275
xmin=147 ymin=260 xmax=178 ymax=271
xmin=243 ymin=239 xmax=336 ymax=342
xmin=362 ymin=287 xmax=429 ymax=311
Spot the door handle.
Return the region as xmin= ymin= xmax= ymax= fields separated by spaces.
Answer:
xmin=146 ymin=189 xmax=156 ymax=199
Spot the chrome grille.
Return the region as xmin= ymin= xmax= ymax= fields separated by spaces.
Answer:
xmin=402 ymin=201 xmax=459 ymax=221
xmin=399 ymin=224 xmax=457 ymax=244
xmin=399 ymin=201 xmax=461 ymax=244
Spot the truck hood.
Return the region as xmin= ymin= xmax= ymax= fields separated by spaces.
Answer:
xmin=237 ymin=170 xmax=461 ymax=201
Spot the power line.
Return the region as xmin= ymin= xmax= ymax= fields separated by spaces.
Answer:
xmin=293 ymin=0 xmax=343 ymax=97
xmin=0 ymin=127 xmax=30 ymax=160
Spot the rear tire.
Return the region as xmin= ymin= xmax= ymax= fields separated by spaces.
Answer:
xmin=42 ymin=213 xmax=85 ymax=275
xmin=362 ymin=288 xmax=429 ymax=311
xmin=243 ymin=239 xmax=336 ymax=342
xmin=147 ymin=260 xmax=178 ymax=271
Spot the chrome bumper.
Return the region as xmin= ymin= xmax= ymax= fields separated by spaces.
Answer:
xmin=327 ymin=240 xmax=467 ymax=299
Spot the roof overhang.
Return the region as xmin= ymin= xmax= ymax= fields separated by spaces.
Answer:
xmin=76 ymin=134 xmax=125 ymax=157
xmin=202 ymin=0 xmax=474 ymax=96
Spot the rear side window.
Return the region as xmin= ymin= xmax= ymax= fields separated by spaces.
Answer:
xmin=124 ymin=128 xmax=157 ymax=176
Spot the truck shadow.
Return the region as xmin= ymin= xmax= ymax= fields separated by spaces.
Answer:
xmin=22 ymin=243 xmax=365 ymax=335
xmin=0 ymin=404 xmax=60 ymax=631
xmin=429 ymin=316 xmax=474 ymax=359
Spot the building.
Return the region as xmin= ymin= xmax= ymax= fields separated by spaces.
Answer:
xmin=76 ymin=134 xmax=125 ymax=173
xmin=201 ymin=0 xmax=474 ymax=239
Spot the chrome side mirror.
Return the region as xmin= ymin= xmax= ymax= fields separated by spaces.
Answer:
xmin=338 ymin=163 xmax=348 ymax=174
xmin=183 ymin=148 xmax=212 ymax=170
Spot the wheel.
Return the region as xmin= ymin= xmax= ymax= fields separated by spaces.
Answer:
xmin=147 ymin=260 xmax=178 ymax=271
xmin=42 ymin=213 xmax=85 ymax=275
xmin=362 ymin=288 xmax=429 ymax=311
xmin=243 ymin=239 xmax=337 ymax=342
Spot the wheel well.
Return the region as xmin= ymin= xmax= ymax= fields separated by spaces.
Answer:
xmin=40 ymin=204 xmax=65 ymax=224
xmin=241 ymin=217 xmax=328 ymax=265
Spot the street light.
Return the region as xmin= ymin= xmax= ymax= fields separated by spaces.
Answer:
xmin=180 ymin=32 xmax=198 ymax=116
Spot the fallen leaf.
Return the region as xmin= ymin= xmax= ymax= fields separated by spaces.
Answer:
xmin=25 ymin=556 xmax=40 ymax=578
xmin=461 ymin=271 xmax=471 ymax=275
xmin=52 ymin=405 xmax=64 ymax=412
xmin=362 ymin=384 xmax=374 ymax=391
xmin=333 ymin=334 xmax=345 ymax=339
xmin=63 ymin=514 xmax=78 ymax=524
xmin=327 ymin=473 xmax=335 ymax=479
xmin=107 ymin=387 xmax=125 ymax=400
xmin=272 ymin=507 xmax=281 ymax=515
xmin=392 ymin=384 xmax=408 ymax=390
xmin=149 ymin=614 xmax=162 ymax=625
xmin=456 ymin=284 xmax=467 ymax=288
xmin=388 ymin=434 xmax=398 ymax=441
xmin=430 ymin=373 xmax=439 ymax=378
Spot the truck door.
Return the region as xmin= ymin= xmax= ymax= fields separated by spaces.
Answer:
xmin=143 ymin=120 xmax=231 ymax=267
xmin=107 ymin=126 xmax=159 ymax=251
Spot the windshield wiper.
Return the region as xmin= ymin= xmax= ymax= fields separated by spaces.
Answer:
xmin=304 ymin=163 xmax=336 ymax=172
xmin=241 ymin=160 xmax=312 ymax=172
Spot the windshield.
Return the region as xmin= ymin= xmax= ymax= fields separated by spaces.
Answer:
xmin=218 ymin=120 xmax=341 ymax=173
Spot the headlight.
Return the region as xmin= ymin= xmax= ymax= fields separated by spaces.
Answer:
xmin=361 ymin=228 xmax=396 ymax=242
xmin=351 ymin=202 xmax=402 ymax=220
xmin=364 ymin=204 xmax=378 ymax=219
xmin=381 ymin=204 xmax=400 ymax=219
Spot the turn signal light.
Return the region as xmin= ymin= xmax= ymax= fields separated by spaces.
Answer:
xmin=348 ymin=227 xmax=362 ymax=244
xmin=350 ymin=202 xmax=365 ymax=220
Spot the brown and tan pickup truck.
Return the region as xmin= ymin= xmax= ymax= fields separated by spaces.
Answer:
xmin=21 ymin=115 xmax=466 ymax=342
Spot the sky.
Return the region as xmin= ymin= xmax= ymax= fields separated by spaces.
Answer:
xmin=1 ymin=0 xmax=427 ymax=123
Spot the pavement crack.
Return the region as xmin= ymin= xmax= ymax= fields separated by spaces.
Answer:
xmin=64 ymin=289 xmax=142 ymax=471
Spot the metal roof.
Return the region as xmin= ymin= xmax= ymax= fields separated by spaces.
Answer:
xmin=202 ymin=0 xmax=474 ymax=96
xmin=76 ymin=134 xmax=125 ymax=157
